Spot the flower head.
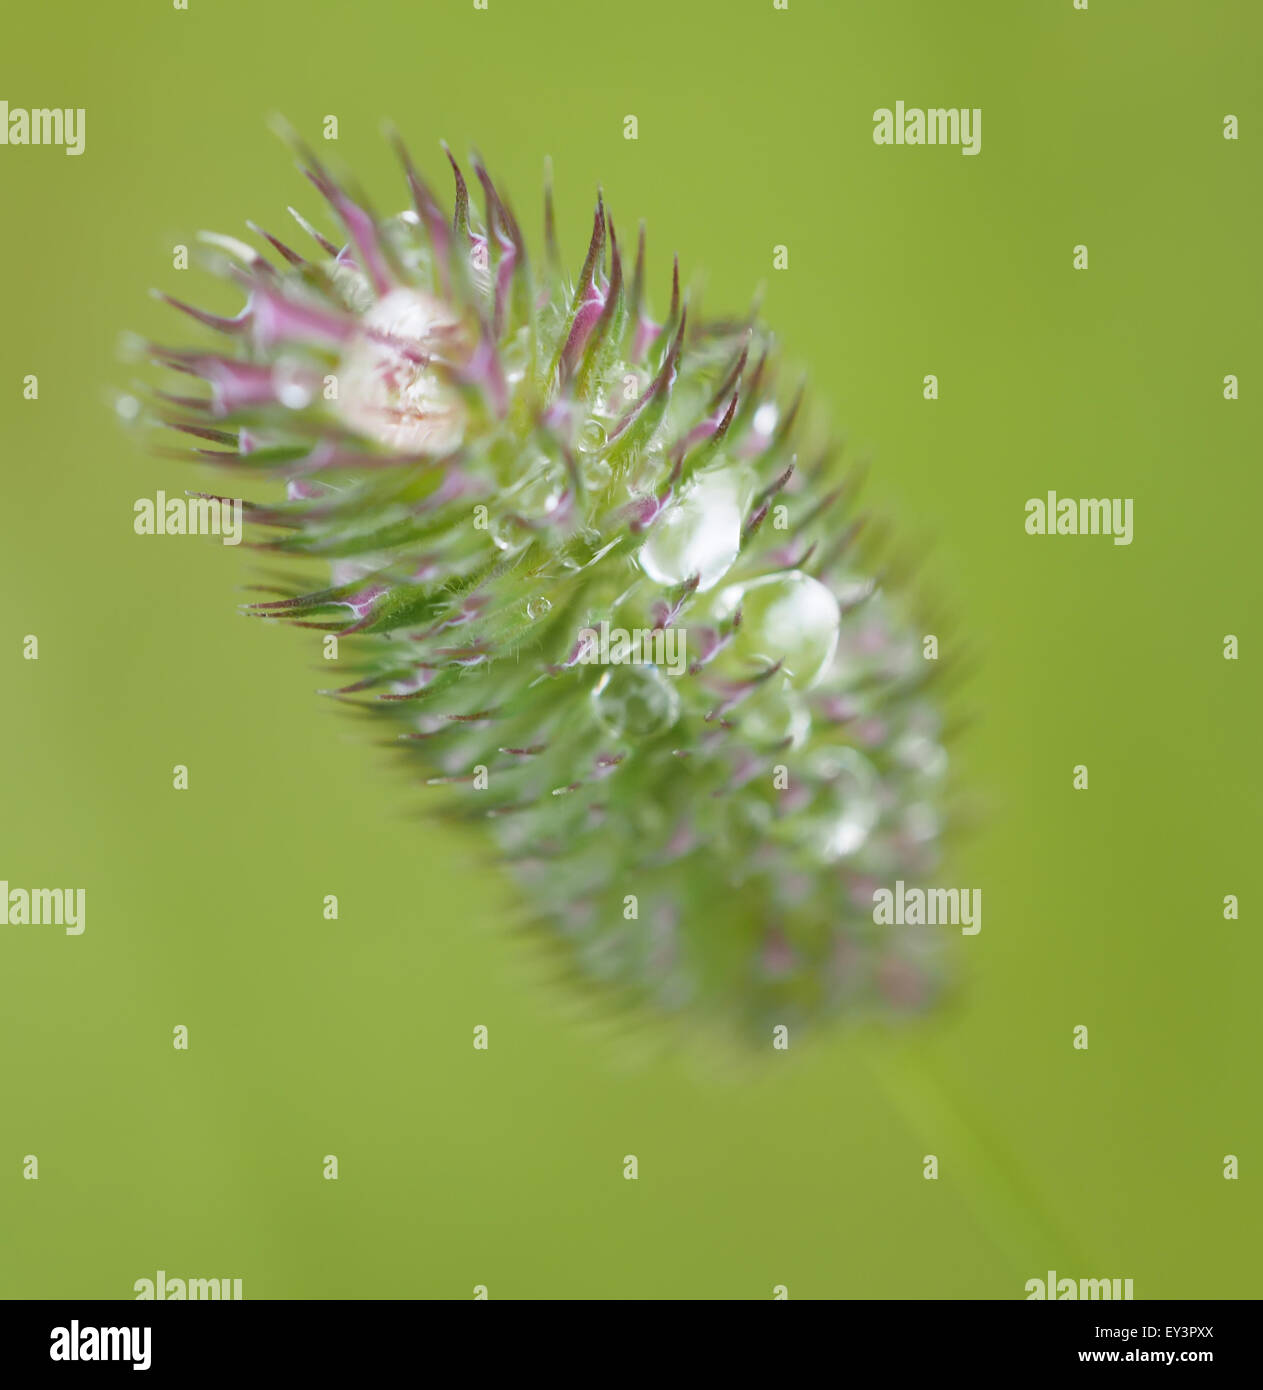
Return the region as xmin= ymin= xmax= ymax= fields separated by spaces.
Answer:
xmin=130 ymin=126 xmax=955 ymax=1040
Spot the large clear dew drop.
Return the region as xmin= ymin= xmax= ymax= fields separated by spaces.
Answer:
xmin=590 ymin=665 xmax=681 ymax=740
xmin=720 ymin=570 xmax=841 ymax=690
xmin=637 ymin=467 xmax=749 ymax=593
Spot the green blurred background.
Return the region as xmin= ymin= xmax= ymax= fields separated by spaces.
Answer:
xmin=2 ymin=0 xmax=1259 ymax=1299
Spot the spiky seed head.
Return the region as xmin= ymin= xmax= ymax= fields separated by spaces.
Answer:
xmin=129 ymin=128 xmax=955 ymax=1041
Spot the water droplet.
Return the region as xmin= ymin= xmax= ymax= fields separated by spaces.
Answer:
xmin=577 ymin=417 xmax=607 ymax=454
xmin=526 ymin=596 xmax=552 ymax=620
xmin=499 ymin=327 xmax=533 ymax=386
xmin=813 ymin=749 xmax=880 ymax=861
xmin=723 ymin=571 xmax=840 ymax=689
xmin=590 ymin=666 xmax=681 ymax=740
xmin=894 ymin=733 xmax=948 ymax=780
xmin=329 ymin=261 xmax=375 ymax=314
xmin=286 ymin=478 xmax=329 ymax=502
xmin=584 ymin=458 xmax=614 ymax=491
xmin=637 ymin=469 xmax=745 ymax=592
xmin=274 ymin=360 xmax=314 ymax=410
xmin=834 ymin=573 xmax=878 ymax=608
xmin=738 ymin=675 xmax=812 ymax=748
xmin=491 ymin=457 xmax=565 ymax=550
